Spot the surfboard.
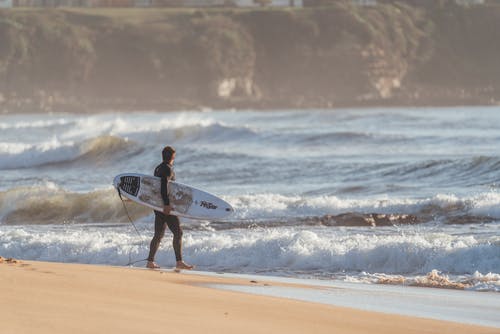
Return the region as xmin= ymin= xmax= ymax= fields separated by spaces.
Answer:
xmin=113 ymin=173 xmax=234 ymax=220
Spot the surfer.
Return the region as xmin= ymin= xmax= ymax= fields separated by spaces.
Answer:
xmin=147 ymin=146 xmax=194 ymax=270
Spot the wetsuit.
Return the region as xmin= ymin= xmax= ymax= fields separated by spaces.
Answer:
xmin=147 ymin=162 xmax=183 ymax=262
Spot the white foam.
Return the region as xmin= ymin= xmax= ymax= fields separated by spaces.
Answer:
xmin=61 ymin=113 xmax=222 ymax=140
xmin=345 ymin=270 xmax=500 ymax=292
xmin=227 ymin=191 xmax=500 ymax=220
xmin=1 ymin=224 xmax=497 ymax=290
xmin=470 ymin=191 xmax=500 ymax=217
xmin=0 ymin=225 xmax=143 ymax=264
xmin=0 ymin=134 xmax=133 ymax=169
xmin=0 ymin=137 xmax=79 ymax=169
xmin=0 ymin=118 xmax=72 ymax=130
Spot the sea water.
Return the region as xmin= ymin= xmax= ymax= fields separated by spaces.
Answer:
xmin=0 ymin=107 xmax=499 ymax=291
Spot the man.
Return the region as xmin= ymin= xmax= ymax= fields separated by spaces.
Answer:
xmin=146 ymin=146 xmax=194 ymax=270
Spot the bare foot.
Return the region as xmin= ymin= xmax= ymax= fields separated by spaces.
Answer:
xmin=176 ymin=261 xmax=194 ymax=270
xmin=146 ymin=261 xmax=160 ymax=269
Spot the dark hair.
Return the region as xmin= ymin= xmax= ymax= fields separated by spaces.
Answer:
xmin=162 ymin=146 xmax=176 ymax=162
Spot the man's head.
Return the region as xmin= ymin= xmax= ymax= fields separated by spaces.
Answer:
xmin=162 ymin=146 xmax=176 ymax=164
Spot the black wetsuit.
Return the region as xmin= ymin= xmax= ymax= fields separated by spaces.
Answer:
xmin=147 ymin=162 xmax=183 ymax=262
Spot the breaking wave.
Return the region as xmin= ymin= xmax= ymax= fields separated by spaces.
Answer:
xmin=0 ymin=118 xmax=73 ymax=130
xmin=0 ymin=184 xmax=149 ymax=224
xmin=2 ymin=184 xmax=500 ymax=227
xmin=0 ymin=135 xmax=138 ymax=169
xmin=0 ymin=224 xmax=498 ymax=291
xmin=226 ymin=191 xmax=500 ymax=226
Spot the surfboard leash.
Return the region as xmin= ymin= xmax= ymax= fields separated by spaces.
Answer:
xmin=116 ymin=186 xmax=149 ymax=266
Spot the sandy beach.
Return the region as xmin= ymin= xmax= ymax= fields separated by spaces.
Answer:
xmin=1 ymin=258 xmax=498 ymax=334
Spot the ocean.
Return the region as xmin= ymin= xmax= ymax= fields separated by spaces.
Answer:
xmin=0 ymin=107 xmax=499 ymax=291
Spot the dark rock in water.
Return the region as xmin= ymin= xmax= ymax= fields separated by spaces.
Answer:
xmin=444 ymin=215 xmax=496 ymax=225
xmin=318 ymin=213 xmax=419 ymax=227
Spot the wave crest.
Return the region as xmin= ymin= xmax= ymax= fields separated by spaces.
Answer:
xmin=79 ymin=136 xmax=137 ymax=162
xmin=0 ymin=135 xmax=137 ymax=169
xmin=0 ymin=185 xmax=150 ymax=224
xmin=226 ymin=191 xmax=500 ymax=225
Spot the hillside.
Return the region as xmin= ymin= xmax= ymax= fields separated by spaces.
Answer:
xmin=0 ymin=3 xmax=499 ymax=112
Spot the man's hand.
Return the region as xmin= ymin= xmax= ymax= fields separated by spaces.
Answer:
xmin=163 ymin=205 xmax=173 ymax=215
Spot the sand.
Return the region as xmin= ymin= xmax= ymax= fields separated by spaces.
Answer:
xmin=0 ymin=258 xmax=498 ymax=334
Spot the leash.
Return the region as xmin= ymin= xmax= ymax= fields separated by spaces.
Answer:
xmin=116 ymin=185 xmax=148 ymax=266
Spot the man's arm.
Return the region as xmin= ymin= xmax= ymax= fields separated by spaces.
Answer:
xmin=160 ymin=165 xmax=172 ymax=214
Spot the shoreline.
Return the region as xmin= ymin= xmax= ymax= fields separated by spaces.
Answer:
xmin=1 ymin=258 xmax=498 ymax=334
xmin=194 ymin=270 xmax=500 ymax=328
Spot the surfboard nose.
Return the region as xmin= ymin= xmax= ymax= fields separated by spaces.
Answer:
xmin=112 ymin=174 xmax=122 ymax=189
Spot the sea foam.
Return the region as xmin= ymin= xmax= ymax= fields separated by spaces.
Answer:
xmin=0 ymin=224 xmax=498 ymax=291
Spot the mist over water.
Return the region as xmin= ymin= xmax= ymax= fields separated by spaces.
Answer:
xmin=1 ymin=107 xmax=499 ymax=291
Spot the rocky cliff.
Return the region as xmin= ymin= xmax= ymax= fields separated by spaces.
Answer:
xmin=0 ymin=3 xmax=499 ymax=112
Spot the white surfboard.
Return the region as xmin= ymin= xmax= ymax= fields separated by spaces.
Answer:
xmin=113 ymin=173 xmax=234 ymax=220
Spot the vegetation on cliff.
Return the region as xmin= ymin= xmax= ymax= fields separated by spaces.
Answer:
xmin=0 ymin=3 xmax=499 ymax=112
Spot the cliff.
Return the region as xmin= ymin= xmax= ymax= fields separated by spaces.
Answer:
xmin=0 ymin=3 xmax=499 ymax=112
